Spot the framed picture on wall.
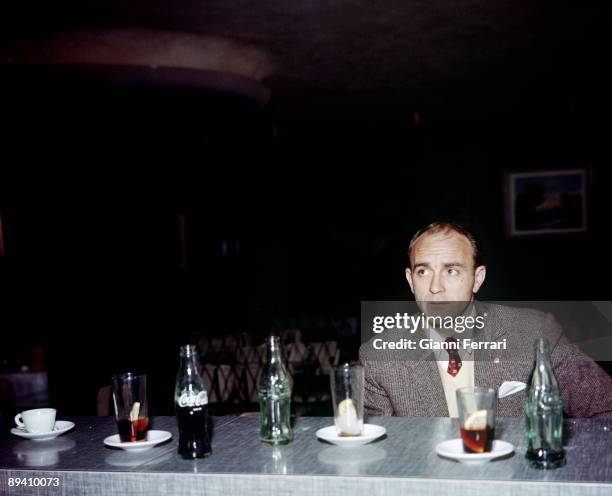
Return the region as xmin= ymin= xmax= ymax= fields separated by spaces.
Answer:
xmin=504 ymin=168 xmax=588 ymax=237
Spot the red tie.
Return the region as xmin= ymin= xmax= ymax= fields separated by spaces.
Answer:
xmin=445 ymin=337 xmax=462 ymax=377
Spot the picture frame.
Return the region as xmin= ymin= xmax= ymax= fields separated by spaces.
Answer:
xmin=504 ymin=168 xmax=588 ymax=237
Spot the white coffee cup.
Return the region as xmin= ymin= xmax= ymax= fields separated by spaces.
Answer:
xmin=14 ymin=408 xmax=57 ymax=433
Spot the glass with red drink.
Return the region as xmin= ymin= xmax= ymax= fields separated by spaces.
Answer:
xmin=456 ymin=387 xmax=496 ymax=453
xmin=111 ymin=372 xmax=149 ymax=442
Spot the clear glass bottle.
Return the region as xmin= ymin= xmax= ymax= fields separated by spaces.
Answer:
xmin=175 ymin=344 xmax=211 ymax=459
xmin=524 ymin=338 xmax=566 ymax=469
xmin=258 ymin=336 xmax=293 ymax=445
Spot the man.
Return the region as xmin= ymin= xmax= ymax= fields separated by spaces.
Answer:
xmin=360 ymin=222 xmax=612 ymax=418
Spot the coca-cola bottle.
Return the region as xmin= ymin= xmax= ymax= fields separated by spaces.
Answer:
xmin=258 ymin=336 xmax=293 ymax=445
xmin=175 ymin=344 xmax=211 ymax=459
xmin=524 ymin=338 xmax=565 ymax=469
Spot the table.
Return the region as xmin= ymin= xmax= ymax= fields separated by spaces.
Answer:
xmin=1 ymin=416 xmax=611 ymax=495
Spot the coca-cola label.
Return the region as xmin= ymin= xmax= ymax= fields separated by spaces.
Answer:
xmin=178 ymin=390 xmax=208 ymax=408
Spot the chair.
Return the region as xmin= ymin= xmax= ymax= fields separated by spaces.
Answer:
xmin=97 ymin=385 xmax=112 ymax=416
xmin=203 ymin=365 xmax=217 ymax=403
xmin=309 ymin=341 xmax=340 ymax=374
xmin=215 ymin=364 xmax=240 ymax=404
xmin=236 ymin=345 xmax=265 ymax=364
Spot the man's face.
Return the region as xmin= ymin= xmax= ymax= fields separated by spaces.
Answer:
xmin=405 ymin=230 xmax=486 ymax=308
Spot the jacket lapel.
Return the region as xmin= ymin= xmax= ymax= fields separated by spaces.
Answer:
xmin=401 ymin=302 xmax=505 ymax=416
xmin=402 ymin=353 xmax=449 ymax=416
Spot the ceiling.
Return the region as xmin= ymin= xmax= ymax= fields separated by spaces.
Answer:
xmin=2 ymin=0 xmax=609 ymax=120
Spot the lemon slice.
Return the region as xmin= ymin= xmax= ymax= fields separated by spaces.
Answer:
xmin=338 ymin=398 xmax=357 ymax=417
xmin=336 ymin=398 xmax=361 ymax=435
xmin=464 ymin=409 xmax=487 ymax=430
xmin=130 ymin=401 xmax=141 ymax=422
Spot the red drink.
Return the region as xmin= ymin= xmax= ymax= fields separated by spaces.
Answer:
xmin=460 ymin=426 xmax=494 ymax=453
xmin=117 ymin=416 xmax=149 ymax=442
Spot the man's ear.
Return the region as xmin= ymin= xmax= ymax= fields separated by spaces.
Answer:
xmin=405 ymin=267 xmax=415 ymax=294
xmin=472 ymin=265 xmax=486 ymax=294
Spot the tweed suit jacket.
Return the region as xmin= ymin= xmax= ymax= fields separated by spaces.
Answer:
xmin=359 ymin=303 xmax=612 ymax=418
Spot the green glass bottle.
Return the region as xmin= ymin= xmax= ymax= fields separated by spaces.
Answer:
xmin=524 ymin=338 xmax=566 ymax=469
xmin=258 ymin=336 xmax=293 ymax=445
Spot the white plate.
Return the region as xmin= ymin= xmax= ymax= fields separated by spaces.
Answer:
xmin=316 ymin=424 xmax=386 ymax=448
xmin=104 ymin=430 xmax=172 ymax=452
xmin=435 ymin=439 xmax=514 ymax=465
xmin=10 ymin=421 xmax=75 ymax=442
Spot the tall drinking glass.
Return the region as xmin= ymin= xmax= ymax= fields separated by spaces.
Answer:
xmin=456 ymin=387 xmax=496 ymax=453
xmin=111 ymin=372 xmax=149 ymax=442
xmin=330 ymin=363 xmax=364 ymax=436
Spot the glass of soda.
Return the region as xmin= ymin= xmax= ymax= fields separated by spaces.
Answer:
xmin=456 ymin=387 xmax=496 ymax=453
xmin=111 ymin=372 xmax=149 ymax=442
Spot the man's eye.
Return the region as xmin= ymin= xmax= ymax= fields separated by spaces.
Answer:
xmin=417 ymin=269 xmax=430 ymax=277
xmin=448 ymin=268 xmax=459 ymax=275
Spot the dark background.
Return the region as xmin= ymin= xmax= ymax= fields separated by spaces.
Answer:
xmin=1 ymin=0 xmax=610 ymax=415
xmin=2 ymin=163 xmax=610 ymax=415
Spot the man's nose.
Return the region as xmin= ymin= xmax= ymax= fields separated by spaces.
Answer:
xmin=429 ymin=272 xmax=445 ymax=294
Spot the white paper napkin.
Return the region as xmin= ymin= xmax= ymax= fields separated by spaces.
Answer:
xmin=498 ymin=381 xmax=526 ymax=399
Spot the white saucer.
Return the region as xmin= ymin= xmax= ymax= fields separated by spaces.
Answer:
xmin=103 ymin=430 xmax=172 ymax=452
xmin=316 ymin=424 xmax=386 ymax=448
xmin=11 ymin=421 xmax=75 ymax=442
xmin=435 ymin=439 xmax=514 ymax=465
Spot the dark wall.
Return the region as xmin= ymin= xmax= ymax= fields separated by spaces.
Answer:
xmin=2 ymin=161 xmax=609 ymax=413
xmin=1 ymin=70 xmax=609 ymax=414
